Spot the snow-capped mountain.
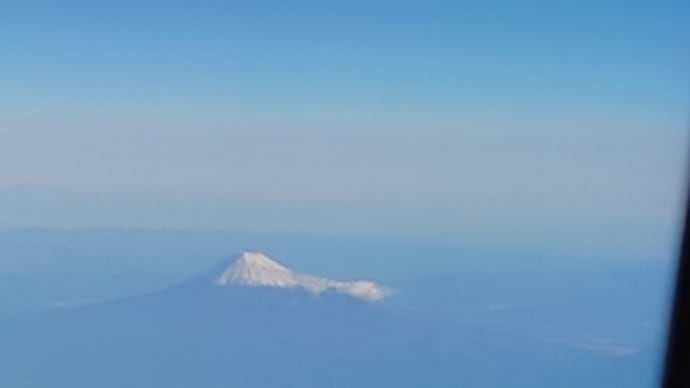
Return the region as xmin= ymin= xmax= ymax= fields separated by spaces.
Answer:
xmin=0 ymin=247 xmax=654 ymax=388
xmin=214 ymin=251 xmax=391 ymax=301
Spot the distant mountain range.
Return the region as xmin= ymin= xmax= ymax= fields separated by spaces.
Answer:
xmin=0 ymin=251 xmax=662 ymax=388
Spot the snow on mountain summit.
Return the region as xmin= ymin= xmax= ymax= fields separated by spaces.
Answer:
xmin=215 ymin=251 xmax=391 ymax=301
xmin=216 ymin=252 xmax=299 ymax=288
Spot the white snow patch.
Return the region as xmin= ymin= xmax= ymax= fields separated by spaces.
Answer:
xmin=215 ymin=251 xmax=391 ymax=301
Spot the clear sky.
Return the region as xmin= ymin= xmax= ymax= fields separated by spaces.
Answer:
xmin=1 ymin=0 xmax=689 ymax=257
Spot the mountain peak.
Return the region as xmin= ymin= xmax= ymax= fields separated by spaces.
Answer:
xmin=215 ymin=251 xmax=299 ymax=288
xmin=234 ymin=251 xmax=284 ymax=267
xmin=213 ymin=251 xmax=391 ymax=301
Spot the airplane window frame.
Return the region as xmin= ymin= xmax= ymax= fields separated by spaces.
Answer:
xmin=661 ymin=165 xmax=690 ymax=388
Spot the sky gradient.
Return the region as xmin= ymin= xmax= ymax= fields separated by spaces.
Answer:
xmin=1 ymin=0 xmax=689 ymax=257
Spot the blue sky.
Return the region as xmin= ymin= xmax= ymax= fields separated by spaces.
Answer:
xmin=1 ymin=0 xmax=689 ymax=257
